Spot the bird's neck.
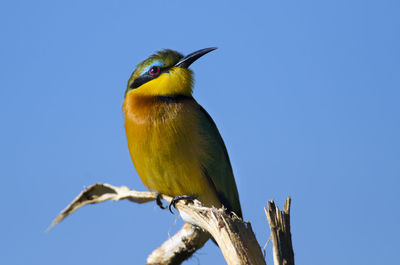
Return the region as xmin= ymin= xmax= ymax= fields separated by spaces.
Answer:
xmin=122 ymin=93 xmax=192 ymax=124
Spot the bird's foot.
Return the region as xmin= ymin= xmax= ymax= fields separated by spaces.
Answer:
xmin=156 ymin=193 xmax=167 ymax=210
xmin=169 ymin=195 xmax=198 ymax=214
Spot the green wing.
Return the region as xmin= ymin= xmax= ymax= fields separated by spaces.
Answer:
xmin=195 ymin=102 xmax=243 ymax=218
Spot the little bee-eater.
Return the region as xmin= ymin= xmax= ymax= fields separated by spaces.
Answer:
xmin=123 ymin=48 xmax=242 ymax=218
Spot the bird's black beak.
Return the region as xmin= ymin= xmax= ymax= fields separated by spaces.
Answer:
xmin=175 ymin=47 xmax=217 ymax=69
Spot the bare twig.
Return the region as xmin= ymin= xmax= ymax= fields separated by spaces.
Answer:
xmin=265 ymin=198 xmax=295 ymax=265
xmin=46 ymin=183 xmax=157 ymax=232
xmin=147 ymin=223 xmax=210 ymax=265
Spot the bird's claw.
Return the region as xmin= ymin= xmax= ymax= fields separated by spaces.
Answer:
xmin=156 ymin=194 xmax=167 ymax=210
xmin=169 ymin=195 xmax=198 ymax=214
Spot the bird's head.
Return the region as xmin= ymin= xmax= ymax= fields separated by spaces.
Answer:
xmin=126 ymin=47 xmax=217 ymax=97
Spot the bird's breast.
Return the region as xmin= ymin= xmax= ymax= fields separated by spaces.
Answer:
xmin=122 ymin=93 xmax=219 ymax=205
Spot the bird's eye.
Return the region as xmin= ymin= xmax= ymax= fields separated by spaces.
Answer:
xmin=149 ymin=66 xmax=160 ymax=75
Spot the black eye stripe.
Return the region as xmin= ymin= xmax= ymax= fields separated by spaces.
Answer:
xmin=130 ymin=74 xmax=153 ymax=89
xmin=157 ymin=66 xmax=170 ymax=74
xmin=130 ymin=66 xmax=172 ymax=89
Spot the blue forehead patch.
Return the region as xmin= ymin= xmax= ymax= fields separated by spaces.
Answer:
xmin=140 ymin=60 xmax=164 ymax=76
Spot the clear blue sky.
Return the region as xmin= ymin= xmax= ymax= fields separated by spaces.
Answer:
xmin=1 ymin=0 xmax=399 ymax=264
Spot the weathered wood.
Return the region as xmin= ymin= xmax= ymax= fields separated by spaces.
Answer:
xmin=147 ymin=223 xmax=210 ymax=265
xmin=176 ymin=202 xmax=266 ymax=265
xmin=265 ymin=198 xmax=295 ymax=265
xmin=48 ymin=184 xmax=294 ymax=265
xmin=46 ymin=183 xmax=157 ymax=232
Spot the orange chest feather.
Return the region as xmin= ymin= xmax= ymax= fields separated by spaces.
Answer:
xmin=122 ymin=94 xmax=206 ymax=166
xmin=123 ymin=94 xmax=183 ymax=126
xmin=123 ymin=95 xmax=193 ymax=142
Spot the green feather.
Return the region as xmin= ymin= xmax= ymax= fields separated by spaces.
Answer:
xmin=195 ymin=102 xmax=243 ymax=218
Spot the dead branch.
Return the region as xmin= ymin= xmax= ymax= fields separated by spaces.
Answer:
xmin=264 ymin=198 xmax=295 ymax=265
xmin=175 ymin=202 xmax=266 ymax=265
xmin=47 ymin=184 xmax=157 ymax=232
xmin=147 ymin=223 xmax=210 ymax=265
xmin=47 ymin=183 xmax=211 ymax=265
xmin=49 ymin=183 xmax=294 ymax=265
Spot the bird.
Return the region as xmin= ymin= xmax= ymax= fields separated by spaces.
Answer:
xmin=122 ymin=47 xmax=242 ymax=219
